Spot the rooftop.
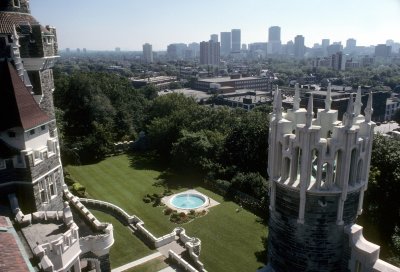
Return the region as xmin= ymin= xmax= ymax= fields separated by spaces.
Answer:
xmin=198 ymin=76 xmax=264 ymax=83
xmin=0 ymin=216 xmax=33 ymax=272
xmin=0 ymin=61 xmax=50 ymax=131
xmin=22 ymin=222 xmax=68 ymax=249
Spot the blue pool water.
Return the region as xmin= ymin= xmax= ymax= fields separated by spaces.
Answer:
xmin=170 ymin=194 xmax=206 ymax=209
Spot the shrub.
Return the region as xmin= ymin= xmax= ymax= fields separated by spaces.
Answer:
xmin=143 ymin=197 xmax=151 ymax=203
xmin=163 ymin=189 xmax=173 ymax=196
xmin=71 ymin=182 xmax=87 ymax=198
xmin=179 ymin=212 xmax=186 ymax=218
xmin=164 ymin=208 xmax=174 ymax=215
xmin=189 ymin=210 xmax=196 ymax=215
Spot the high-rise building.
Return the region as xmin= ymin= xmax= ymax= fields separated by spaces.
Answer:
xmin=200 ymin=40 xmax=220 ymax=66
xmin=268 ymin=26 xmax=282 ymax=55
xmin=242 ymin=44 xmax=247 ymax=51
xmin=327 ymin=43 xmax=343 ymax=56
xmin=294 ymin=35 xmax=305 ymax=58
xmin=321 ymin=39 xmax=330 ymax=56
xmin=345 ymin=38 xmax=357 ymax=53
xmin=268 ymin=26 xmax=281 ymax=42
xmin=143 ymin=43 xmax=153 ymax=63
xmin=266 ymin=85 xmax=397 ymax=271
xmin=188 ymin=42 xmax=200 ymax=57
xmin=210 ymin=34 xmax=218 ymax=43
xmin=220 ymin=32 xmax=231 ymax=56
xmin=375 ymin=44 xmax=392 ymax=58
xmin=231 ymin=29 xmax=241 ymax=53
xmin=115 ymin=47 xmax=121 ymax=52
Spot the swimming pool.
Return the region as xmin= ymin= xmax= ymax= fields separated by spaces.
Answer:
xmin=170 ymin=193 xmax=207 ymax=210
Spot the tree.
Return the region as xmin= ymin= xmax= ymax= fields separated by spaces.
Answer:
xmin=393 ymin=108 xmax=400 ymax=125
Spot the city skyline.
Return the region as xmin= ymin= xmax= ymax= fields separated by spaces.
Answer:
xmin=30 ymin=0 xmax=400 ymax=51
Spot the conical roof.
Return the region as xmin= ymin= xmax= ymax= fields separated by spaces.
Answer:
xmin=0 ymin=61 xmax=49 ymax=131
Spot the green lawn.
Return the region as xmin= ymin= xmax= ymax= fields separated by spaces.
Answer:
xmin=67 ymin=154 xmax=268 ymax=272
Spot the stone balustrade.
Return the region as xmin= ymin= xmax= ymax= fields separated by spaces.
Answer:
xmin=345 ymin=224 xmax=400 ymax=272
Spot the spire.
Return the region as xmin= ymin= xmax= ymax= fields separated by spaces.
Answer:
xmin=293 ymin=83 xmax=301 ymax=111
xmin=365 ymin=92 xmax=373 ymax=122
xmin=344 ymin=94 xmax=355 ymax=128
xmin=306 ymin=93 xmax=314 ymax=127
xmin=325 ymin=83 xmax=332 ymax=111
xmin=273 ymin=86 xmax=282 ymax=120
xmin=354 ymin=86 xmax=363 ymax=116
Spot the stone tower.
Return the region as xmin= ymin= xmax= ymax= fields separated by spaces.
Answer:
xmin=267 ymin=84 xmax=375 ymax=271
xmin=0 ymin=0 xmax=63 ymax=211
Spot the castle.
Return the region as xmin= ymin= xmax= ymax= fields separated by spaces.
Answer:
xmin=0 ymin=1 xmax=114 ymax=271
xmin=266 ymin=84 xmax=400 ymax=271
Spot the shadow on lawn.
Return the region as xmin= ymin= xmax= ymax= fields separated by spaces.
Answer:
xmin=127 ymin=150 xmax=167 ymax=172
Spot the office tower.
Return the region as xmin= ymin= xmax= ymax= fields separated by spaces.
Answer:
xmin=331 ymin=51 xmax=346 ymax=71
xmin=231 ymin=29 xmax=241 ymax=53
xmin=322 ymin=39 xmax=330 ymax=56
xmin=242 ymin=44 xmax=247 ymax=51
xmin=375 ymin=44 xmax=392 ymax=58
xmin=327 ymin=43 xmax=343 ymax=56
xmin=210 ymin=34 xmax=218 ymax=43
xmin=220 ymin=32 xmax=232 ymax=56
xmin=345 ymin=38 xmax=356 ymax=52
xmin=188 ymin=42 xmax=200 ymax=57
xmin=285 ymin=40 xmax=294 ymax=56
xmin=200 ymin=40 xmax=220 ymax=66
xmin=294 ymin=35 xmax=305 ymax=58
xmin=115 ymin=47 xmax=121 ymax=52
xmin=143 ymin=43 xmax=153 ymax=63
xmin=268 ymin=26 xmax=282 ymax=55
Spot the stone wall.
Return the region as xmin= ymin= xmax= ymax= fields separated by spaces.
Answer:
xmin=268 ymin=184 xmax=362 ymax=271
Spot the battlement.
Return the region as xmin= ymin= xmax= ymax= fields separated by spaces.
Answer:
xmin=269 ymin=84 xmax=375 ymax=193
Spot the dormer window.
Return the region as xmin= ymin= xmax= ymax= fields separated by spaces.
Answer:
xmin=30 ymin=129 xmax=35 ymax=135
xmin=0 ymin=159 xmax=5 ymax=170
xmin=13 ymin=0 xmax=20 ymax=8
xmin=41 ymin=125 xmax=46 ymax=131
xmin=8 ymin=131 xmax=16 ymax=138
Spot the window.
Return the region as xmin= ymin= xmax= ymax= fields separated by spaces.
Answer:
xmin=47 ymin=175 xmax=56 ymax=197
xmin=41 ymin=125 xmax=46 ymax=131
xmin=0 ymin=159 xmax=5 ymax=170
xmin=8 ymin=131 xmax=16 ymax=138
xmin=13 ymin=0 xmax=20 ymax=8
xmin=38 ymin=180 xmax=47 ymax=203
xmin=30 ymin=129 xmax=35 ymax=135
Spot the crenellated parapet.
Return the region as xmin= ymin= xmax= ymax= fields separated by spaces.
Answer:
xmin=268 ymin=84 xmax=375 ymax=225
xmin=265 ymin=84 xmax=388 ymax=272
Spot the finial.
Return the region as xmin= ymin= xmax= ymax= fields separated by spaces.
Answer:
xmin=354 ymin=86 xmax=363 ymax=116
xmin=306 ymin=93 xmax=314 ymax=127
xmin=365 ymin=91 xmax=373 ymax=122
xmin=344 ymin=94 xmax=355 ymax=127
xmin=325 ymin=83 xmax=332 ymax=111
xmin=293 ymin=83 xmax=301 ymax=111
xmin=273 ymin=86 xmax=282 ymax=120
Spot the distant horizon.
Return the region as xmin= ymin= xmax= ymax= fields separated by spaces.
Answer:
xmin=30 ymin=0 xmax=400 ymax=51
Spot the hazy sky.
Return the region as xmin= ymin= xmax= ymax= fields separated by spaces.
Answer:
xmin=30 ymin=0 xmax=400 ymax=51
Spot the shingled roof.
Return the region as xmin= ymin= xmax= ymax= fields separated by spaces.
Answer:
xmin=0 ymin=12 xmax=38 ymax=34
xmin=0 ymin=61 xmax=50 ymax=131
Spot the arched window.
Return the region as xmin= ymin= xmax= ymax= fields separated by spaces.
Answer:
xmin=321 ymin=162 xmax=328 ymax=188
xmin=356 ymin=160 xmax=363 ymax=184
xmin=349 ymin=149 xmax=358 ymax=186
xmin=281 ymin=157 xmax=291 ymax=181
xmin=334 ymin=150 xmax=343 ymax=186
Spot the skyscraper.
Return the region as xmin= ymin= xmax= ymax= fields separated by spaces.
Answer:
xmin=322 ymin=39 xmax=330 ymax=56
xmin=345 ymin=38 xmax=356 ymax=52
xmin=268 ymin=26 xmax=282 ymax=55
xmin=220 ymin=32 xmax=231 ymax=56
xmin=200 ymin=40 xmax=220 ymax=66
xmin=294 ymin=35 xmax=305 ymax=58
xmin=143 ymin=43 xmax=153 ymax=63
xmin=231 ymin=29 xmax=241 ymax=53
xmin=210 ymin=34 xmax=218 ymax=43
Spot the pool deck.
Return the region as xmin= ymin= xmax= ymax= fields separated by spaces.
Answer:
xmin=161 ymin=189 xmax=219 ymax=213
